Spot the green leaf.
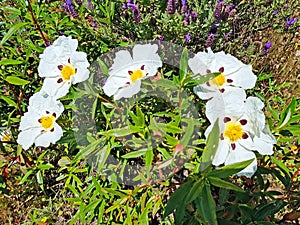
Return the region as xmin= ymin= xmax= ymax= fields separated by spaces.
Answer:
xmin=163 ymin=179 xmax=193 ymax=218
xmin=36 ymin=170 xmax=44 ymax=191
xmin=179 ymin=47 xmax=188 ymax=82
xmin=0 ymin=96 xmax=18 ymax=108
xmin=184 ymin=179 xmax=204 ymax=204
xmin=194 ymin=72 xmax=221 ymax=85
xmin=208 ymin=177 xmax=244 ymax=192
xmin=209 ymin=159 xmax=255 ymax=178
xmin=271 ymin=156 xmax=290 ymax=175
xmin=253 ymin=200 xmax=286 ymax=221
xmin=197 ymin=183 xmax=217 ymax=225
xmin=0 ymin=59 xmax=23 ymax=65
xmin=200 ymin=118 xmax=219 ymax=171
xmin=1 ymin=22 xmax=28 ymax=45
xmin=5 ymin=76 xmax=29 ymax=85
xmin=121 ymin=149 xmax=148 ymax=159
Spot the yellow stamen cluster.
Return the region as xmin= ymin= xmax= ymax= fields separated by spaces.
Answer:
xmin=224 ymin=121 xmax=243 ymax=142
xmin=130 ymin=70 xmax=145 ymax=83
xmin=61 ymin=64 xmax=76 ymax=80
xmin=210 ymin=74 xmax=226 ymax=87
xmin=39 ymin=115 xmax=55 ymax=130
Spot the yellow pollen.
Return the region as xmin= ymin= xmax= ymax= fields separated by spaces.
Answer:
xmin=39 ymin=115 xmax=55 ymax=129
xmin=210 ymin=73 xmax=226 ymax=87
xmin=130 ymin=70 xmax=145 ymax=83
xmin=1 ymin=133 xmax=10 ymax=142
xmin=224 ymin=121 xmax=243 ymax=142
xmin=61 ymin=64 xmax=76 ymax=80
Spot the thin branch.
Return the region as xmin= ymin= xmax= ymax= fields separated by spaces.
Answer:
xmin=27 ymin=0 xmax=50 ymax=47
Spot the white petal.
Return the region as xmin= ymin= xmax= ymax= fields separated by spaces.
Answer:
xmin=71 ymin=52 xmax=90 ymax=84
xmin=226 ymin=65 xmax=257 ymax=89
xmin=222 ymin=86 xmax=246 ymax=117
xmin=41 ymin=77 xmax=71 ymax=99
xmin=212 ymin=139 xmax=230 ymax=166
xmin=188 ymin=50 xmax=213 ymax=75
xmin=253 ymin=125 xmax=276 ymax=155
xmin=53 ymin=36 xmax=78 ymax=53
xmin=193 ymin=84 xmax=216 ymax=100
xmin=103 ymin=75 xmax=130 ymax=97
xmin=34 ymin=123 xmax=63 ymax=147
xmin=243 ymin=97 xmax=265 ymax=135
xmin=19 ymin=111 xmax=40 ymax=130
xmin=225 ymin=144 xmax=257 ymax=178
xmin=110 ymin=50 xmax=134 ymax=75
xmin=114 ymin=80 xmax=142 ymax=100
xmin=17 ymin=128 xmax=41 ymax=150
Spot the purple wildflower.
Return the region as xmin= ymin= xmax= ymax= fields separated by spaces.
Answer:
xmin=285 ymin=17 xmax=298 ymax=30
xmin=181 ymin=0 xmax=188 ymax=13
xmin=260 ymin=41 xmax=272 ymax=56
xmin=63 ymin=0 xmax=78 ymax=18
xmin=184 ymin=34 xmax=192 ymax=43
xmin=88 ymin=15 xmax=98 ymax=28
xmin=265 ymin=41 xmax=272 ymax=50
xmin=167 ymin=0 xmax=176 ymax=14
xmin=213 ymin=0 xmax=224 ymax=20
xmin=158 ymin=35 xmax=164 ymax=41
xmin=273 ymin=10 xmax=278 ymax=16
xmin=87 ymin=0 xmax=94 ymax=10
xmin=133 ymin=7 xmax=141 ymax=23
xmin=191 ymin=11 xmax=198 ymax=21
xmin=210 ymin=23 xmax=219 ymax=34
xmin=205 ymin=33 xmax=215 ymax=47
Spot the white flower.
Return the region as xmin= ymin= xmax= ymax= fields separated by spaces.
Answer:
xmin=190 ymin=48 xmax=257 ymax=125
xmin=206 ymin=97 xmax=276 ymax=178
xmin=103 ymin=44 xmax=162 ymax=100
xmin=17 ymin=92 xmax=64 ymax=150
xmin=189 ymin=48 xmax=257 ymax=100
xmin=38 ymin=36 xmax=90 ymax=99
xmin=0 ymin=129 xmax=11 ymax=146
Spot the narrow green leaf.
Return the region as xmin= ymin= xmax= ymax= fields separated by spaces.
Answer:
xmin=200 ymin=118 xmax=219 ymax=171
xmin=1 ymin=22 xmax=28 ymax=45
xmin=195 ymin=72 xmax=221 ymax=85
xmin=121 ymin=149 xmax=148 ymax=159
xmin=163 ymin=179 xmax=193 ymax=218
xmin=0 ymin=96 xmax=18 ymax=108
xmin=253 ymin=200 xmax=286 ymax=221
xmin=271 ymin=156 xmax=290 ymax=175
xmin=0 ymin=59 xmax=23 ymax=65
xmin=184 ymin=179 xmax=204 ymax=204
xmin=208 ymin=177 xmax=244 ymax=192
xmin=179 ymin=47 xmax=188 ymax=82
xmin=209 ymin=159 xmax=255 ymax=178
xmin=5 ymin=76 xmax=29 ymax=85
xmin=198 ymin=183 xmax=217 ymax=225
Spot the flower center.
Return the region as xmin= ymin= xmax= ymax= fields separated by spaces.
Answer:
xmin=129 ymin=69 xmax=145 ymax=83
xmin=210 ymin=74 xmax=226 ymax=87
xmin=39 ymin=115 xmax=55 ymax=129
xmin=224 ymin=121 xmax=243 ymax=142
xmin=61 ymin=64 xmax=76 ymax=80
xmin=1 ymin=133 xmax=10 ymax=142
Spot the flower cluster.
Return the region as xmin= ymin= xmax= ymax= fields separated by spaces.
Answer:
xmin=122 ymin=0 xmax=141 ymax=24
xmin=189 ymin=48 xmax=276 ymax=177
xmin=17 ymin=36 xmax=90 ymax=150
xmin=102 ymin=44 xmax=276 ymax=177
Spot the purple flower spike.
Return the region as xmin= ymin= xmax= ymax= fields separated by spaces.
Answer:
xmin=191 ymin=11 xmax=198 ymax=21
xmin=205 ymin=33 xmax=215 ymax=47
xmin=63 ymin=0 xmax=78 ymax=18
xmin=87 ymin=0 xmax=94 ymax=10
xmin=213 ymin=0 xmax=224 ymax=20
xmin=167 ymin=0 xmax=176 ymax=14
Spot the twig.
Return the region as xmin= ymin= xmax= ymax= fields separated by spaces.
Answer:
xmin=27 ymin=0 xmax=49 ymax=47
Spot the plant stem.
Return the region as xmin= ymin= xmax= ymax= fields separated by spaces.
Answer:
xmin=27 ymin=0 xmax=49 ymax=47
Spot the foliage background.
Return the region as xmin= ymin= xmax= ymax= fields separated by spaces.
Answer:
xmin=0 ymin=0 xmax=299 ymax=224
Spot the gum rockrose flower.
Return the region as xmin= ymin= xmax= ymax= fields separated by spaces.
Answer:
xmin=103 ymin=44 xmax=162 ymax=100
xmin=206 ymin=97 xmax=276 ymax=178
xmin=38 ymin=36 xmax=90 ymax=99
xmin=189 ymin=48 xmax=257 ymax=121
xmin=17 ymin=92 xmax=64 ymax=150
